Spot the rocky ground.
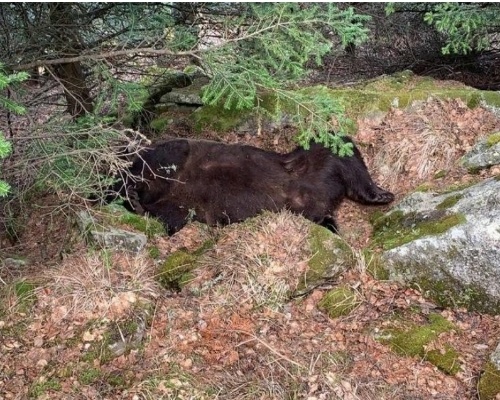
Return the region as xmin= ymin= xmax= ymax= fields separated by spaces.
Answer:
xmin=1 ymin=96 xmax=500 ymax=399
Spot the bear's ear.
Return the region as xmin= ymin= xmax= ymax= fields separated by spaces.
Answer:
xmin=282 ymin=152 xmax=310 ymax=175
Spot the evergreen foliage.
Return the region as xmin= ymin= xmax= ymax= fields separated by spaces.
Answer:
xmin=387 ymin=3 xmax=500 ymax=55
xmin=200 ymin=3 xmax=370 ymax=148
xmin=0 ymin=3 xmax=372 ymax=210
xmin=424 ymin=3 xmax=500 ymax=55
xmin=0 ymin=65 xmax=28 ymax=197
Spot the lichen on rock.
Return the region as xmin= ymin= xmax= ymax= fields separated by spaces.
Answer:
xmin=461 ymin=132 xmax=500 ymax=171
xmin=375 ymin=178 xmax=500 ymax=313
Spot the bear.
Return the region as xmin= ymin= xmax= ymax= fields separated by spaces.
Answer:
xmin=114 ymin=136 xmax=394 ymax=235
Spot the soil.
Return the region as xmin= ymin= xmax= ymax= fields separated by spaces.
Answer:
xmin=1 ymin=97 xmax=500 ymax=399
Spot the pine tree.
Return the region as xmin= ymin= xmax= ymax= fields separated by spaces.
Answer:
xmin=0 ymin=65 xmax=28 ymax=197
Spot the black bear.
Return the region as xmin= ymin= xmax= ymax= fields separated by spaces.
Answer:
xmin=115 ymin=136 xmax=394 ymax=235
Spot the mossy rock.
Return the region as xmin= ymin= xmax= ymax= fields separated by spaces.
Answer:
xmin=180 ymin=71 xmax=500 ymax=137
xmin=318 ymin=285 xmax=360 ymax=318
xmin=294 ymin=225 xmax=355 ymax=295
xmin=194 ymin=104 xmax=254 ymax=133
xmin=414 ymin=277 xmax=500 ymax=314
xmin=371 ymin=210 xmax=466 ymax=250
xmin=157 ymin=241 xmax=214 ymax=291
xmin=379 ymin=313 xmax=460 ymax=375
xmin=436 ymin=194 xmax=463 ymax=210
xmin=478 ymin=362 xmax=500 ymax=400
xmin=102 ymin=204 xmax=166 ymax=239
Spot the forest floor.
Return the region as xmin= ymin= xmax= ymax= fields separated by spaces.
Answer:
xmin=1 ymin=97 xmax=500 ymax=399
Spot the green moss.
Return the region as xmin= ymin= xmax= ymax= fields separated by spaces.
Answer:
xmin=482 ymin=91 xmax=500 ymax=108
xmin=81 ymin=338 xmax=114 ymax=364
xmin=101 ymin=204 xmax=166 ymax=238
xmin=486 ymin=132 xmax=500 ymax=147
xmin=193 ymin=239 xmax=216 ymax=256
xmin=318 ymin=285 xmax=360 ymax=318
xmin=372 ymin=210 xmax=466 ymax=250
xmin=426 ymin=344 xmax=461 ymax=375
xmin=157 ymin=250 xmax=198 ymax=291
xmin=148 ymin=245 xmax=161 ymax=259
xmin=414 ymin=183 xmax=433 ymax=192
xmin=466 ymin=93 xmax=482 ymax=108
xmin=387 ymin=314 xmax=454 ymax=356
xmin=29 ymin=378 xmax=62 ymax=397
xmin=106 ymin=372 xmax=128 ymax=388
xmin=306 ymin=225 xmax=354 ymax=284
xmin=380 ymin=313 xmax=459 ymax=374
xmin=194 ymin=104 xmax=253 ymax=133
xmin=434 ymin=170 xmax=447 ymax=179
xmin=363 ymin=250 xmax=390 ymax=280
xmin=436 ymin=194 xmax=463 ymax=210
xmin=478 ymin=362 xmax=500 ymax=400
xmin=307 ymin=226 xmax=337 ymax=277
xmin=438 ymin=181 xmax=477 ymax=194
xmin=118 ymin=212 xmax=165 ymax=238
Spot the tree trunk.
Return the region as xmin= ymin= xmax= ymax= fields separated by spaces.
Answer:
xmin=53 ymin=62 xmax=93 ymax=118
xmin=49 ymin=4 xmax=93 ymax=118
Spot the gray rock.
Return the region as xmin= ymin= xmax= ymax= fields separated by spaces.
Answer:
xmin=90 ymin=227 xmax=147 ymax=253
xmin=461 ymin=135 xmax=500 ymax=170
xmin=491 ymin=342 xmax=500 ymax=370
xmin=159 ymin=76 xmax=209 ymax=106
xmin=235 ymin=114 xmax=294 ymax=135
xmin=380 ymin=178 xmax=500 ymax=312
xmin=160 ymin=90 xmax=203 ymax=106
xmin=77 ymin=210 xmax=147 ymax=253
xmin=2 ymin=257 xmax=27 ymax=269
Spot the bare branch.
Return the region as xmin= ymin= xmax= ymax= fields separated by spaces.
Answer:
xmin=12 ymin=47 xmax=198 ymax=72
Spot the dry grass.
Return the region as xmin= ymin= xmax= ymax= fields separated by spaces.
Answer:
xmin=359 ymin=97 xmax=500 ymax=193
xmin=36 ymin=251 xmax=160 ymax=322
xmin=190 ymin=210 xmax=311 ymax=311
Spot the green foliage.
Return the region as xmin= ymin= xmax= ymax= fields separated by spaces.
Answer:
xmin=0 ymin=64 xmax=28 ymax=197
xmin=200 ymin=3 xmax=371 ymax=148
xmin=20 ymin=117 xmax=144 ymax=203
xmin=424 ymin=3 xmax=500 ymax=55
xmin=29 ymin=378 xmax=62 ymax=397
xmin=93 ymin=63 xmax=149 ymax=116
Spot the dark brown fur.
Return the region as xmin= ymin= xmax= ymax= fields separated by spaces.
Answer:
xmin=117 ymin=137 xmax=394 ymax=235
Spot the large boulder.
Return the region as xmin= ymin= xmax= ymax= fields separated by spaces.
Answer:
xmin=373 ymin=178 xmax=500 ymax=313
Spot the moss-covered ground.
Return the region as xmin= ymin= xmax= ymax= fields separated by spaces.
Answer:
xmin=378 ymin=313 xmax=460 ymax=375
